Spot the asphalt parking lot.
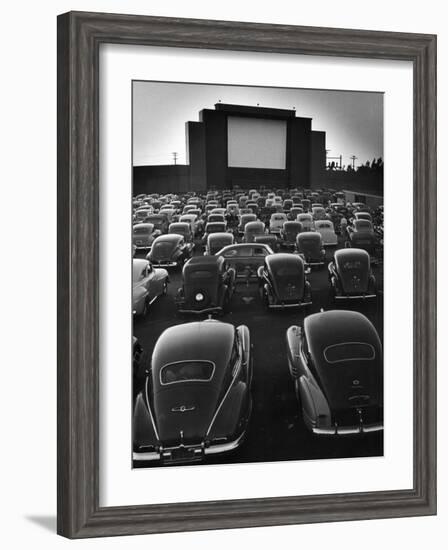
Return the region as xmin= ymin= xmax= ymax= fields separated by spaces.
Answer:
xmin=133 ymin=234 xmax=383 ymax=468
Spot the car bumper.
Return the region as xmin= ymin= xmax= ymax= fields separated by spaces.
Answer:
xmin=177 ymin=305 xmax=223 ymax=315
xmin=151 ymin=261 xmax=178 ymax=267
xmin=312 ymin=422 xmax=383 ymax=435
xmin=334 ymin=293 xmax=376 ymax=300
xmin=133 ymin=430 xmax=247 ymax=463
xmin=268 ymin=300 xmax=312 ymax=309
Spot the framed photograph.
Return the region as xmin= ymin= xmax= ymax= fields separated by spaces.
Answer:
xmin=57 ymin=11 xmax=437 ymax=538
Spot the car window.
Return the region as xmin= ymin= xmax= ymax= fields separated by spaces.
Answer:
xmin=323 ymin=342 xmax=376 ymax=363
xmin=253 ymin=247 xmax=267 ymax=256
xmin=160 ymin=361 xmax=215 ymax=384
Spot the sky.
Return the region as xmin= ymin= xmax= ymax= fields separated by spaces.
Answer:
xmin=133 ymin=80 xmax=383 ymax=168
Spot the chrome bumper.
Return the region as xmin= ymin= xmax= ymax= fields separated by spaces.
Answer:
xmin=177 ymin=305 xmax=223 ymax=315
xmin=335 ymin=294 xmax=376 ymax=300
xmin=268 ymin=300 xmax=312 ymax=309
xmin=133 ymin=430 xmax=246 ymax=462
xmin=313 ymin=422 xmax=383 ymax=435
xmin=151 ymin=261 xmax=178 ymax=267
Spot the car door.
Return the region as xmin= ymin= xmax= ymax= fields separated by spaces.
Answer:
xmin=143 ymin=264 xmax=159 ymax=301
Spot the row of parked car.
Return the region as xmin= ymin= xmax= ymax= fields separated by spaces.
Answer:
xmin=132 ymin=188 xmax=384 ymax=464
xmin=133 ymin=245 xmax=377 ymax=316
xmin=133 ymin=311 xmax=383 ymax=464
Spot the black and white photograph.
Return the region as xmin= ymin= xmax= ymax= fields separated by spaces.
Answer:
xmin=131 ymin=81 xmax=384 ymax=468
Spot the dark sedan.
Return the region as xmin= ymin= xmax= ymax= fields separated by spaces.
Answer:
xmin=286 ymin=310 xmax=383 ymax=435
xmin=146 ymin=234 xmax=193 ymax=268
xmin=328 ymin=248 xmax=377 ymax=300
xmin=257 ymin=253 xmax=312 ymax=309
xmin=176 ymin=256 xmax=235 ymax=314
xmin=133 ymin=319 xmax=252 ymax=464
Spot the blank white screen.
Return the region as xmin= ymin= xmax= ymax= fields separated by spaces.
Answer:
xmin=227 ymin=116 xmax=287 ymax=169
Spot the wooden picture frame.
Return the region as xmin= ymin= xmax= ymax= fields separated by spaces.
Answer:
xmin=57 ymin=11 xmax=437 ymax=538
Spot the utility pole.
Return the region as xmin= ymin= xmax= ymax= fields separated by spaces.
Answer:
xmin=350 ymin=155 xmax=357 ymax=169
xmin=172 ymin=152 xmax=178 ymax=165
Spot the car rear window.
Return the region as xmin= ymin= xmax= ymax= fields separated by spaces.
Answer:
xmin=133 ymin=225 xmax=153 ymax=234
xmin=323 ymin=342 xmax=376 ymax=364
xmin=188 ymin=270 xmax=216 ymax=279
xmin=341 ymin=260 xmax=364 ymax=270
xmin=160 ymin=361 xmax=215 ymax=384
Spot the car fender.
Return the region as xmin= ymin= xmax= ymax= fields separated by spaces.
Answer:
xmin=206 ymin=381 xmax=249 ymax=441
xmin=299 ymin=377 xmax=332 ymax=430
xmin=286 ymin=325 xmax=307 ymax=378
xmin=133 ymin=391 xmax=158 ymax=450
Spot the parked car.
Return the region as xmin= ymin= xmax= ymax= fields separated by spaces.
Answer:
xmin=280 ymin=221 xmax=302 ymax=249
xmin=288 ymin=206 xmax=303 ymax=220
xmin=269 ymin=213 xmax=288 ymax=234
xmin=311 ymin=206 xmax=328 ymax=221
xmin=216 ymin=242 xmax=273 ymax=281
xmin=132 ymin=258 xmax=169 ymax=316
xmin=243 ymin=220 xmax=266 ymax=243
xmin=207 ymin=213 xmax=227 ymax=225
xmin=179 ymin=214 xmax=201 ymax=236
xmin=204 ymin=232 xmax=234 ymax=256
xmin=145 ymin=214 xmax=169 ymax=234
xmin=314 ymin=220 xmax=338 ymax=246
xmin=134 ymin=206 xmax=154 ymax=223
xmin=146 ymin=234 xmax=193 ymax=268
xmin=328 ymin=248 xmax=377 ymax=300
xmin=347 ymin=231 xmax=380 ymax=258
xmin=133 ymin=319 xmax=252 ymax=464
xmin=347 ymin=219 xmax=375 ymax=236
xmin=297 ymin=213 xmax=314 ymax=231
xmin=296 ymin=232 xmax=326 ymax=267
xmin=353 ymin=211 xmax=373 ymax=222
xmin=168 ymin=222 xmax=194 ymax=246
xmin=286 ymin=310 xmax=383 ymax=435
xmin=176 ymin=256 xmax=236 ymax=315
xmin=257 ymin=253 xmax=312 ymax=309
xmin=202 ymin=222 xmax=229 ymax=243
xmin=132 ymin=223 xmax=161 ymax=251
xmin=238 ymin=213 xmax=257 ymax=234
xmin=254 ymin=234 xmax=280 ymax=252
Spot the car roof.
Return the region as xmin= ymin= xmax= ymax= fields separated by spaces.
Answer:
xmin=334 ymin=247 xmax=370 ymax=264
xmin=265 ymin=253 xmax=304 ymax=268
xmin=297 ymin=231 xmax=321 ymax=241
xmin=153 ymin=233 xmax=182 ymax=243
xmin=305 ymin=310 xmax=381 ymax=369
xmin=152 ymin=320 xmax=235 ymax=383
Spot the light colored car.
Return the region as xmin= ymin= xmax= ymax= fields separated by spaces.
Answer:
xmin=132 ymin=259 xmax=169 ymax=316
xmin=297 ymin=213 xmax=314 ymax=231
xmin=269 ymin=213 xmax=288 ymax=234
xmin=132 ymin=223 xmax=160 ymax=250
xmin=311 ymin=206 xmax=328 ymax=221
xmin=314 ymin=220 xmax=338 ymax=246
xmin=179 ymin=214 xmax=200 ymax=236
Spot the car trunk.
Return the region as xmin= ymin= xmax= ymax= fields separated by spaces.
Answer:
xmin=149 ymin=242 xmax=175 ymax=262
xmin=270 ymin=268 xmax=305 ymax=302
xmin=314 ymin=360 xmax=382 ymax=426
xmin=153 ymin=384 xmax=221 ymax=447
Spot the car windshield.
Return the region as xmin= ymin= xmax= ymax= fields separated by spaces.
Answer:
xmin=323 ymin=342 xmax=376 ymax=363
xmin=160 ymin=361 xmax=215 ymax=384
xmin=133 ymin=225 xmax=153 ymax=234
